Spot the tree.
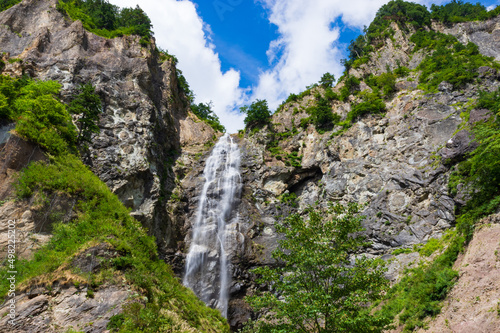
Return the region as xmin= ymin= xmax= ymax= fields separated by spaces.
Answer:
xmin=247 ymin=203 xmax=390 ymax=333
xmin=241 ymin=99 xmax=271 ymax=130
xmin=319 ymin=72 xmax=335 ymax=88
xmin=191 ymin=101 xmax=225 ymax=133
xmin=68 ymin=83 xmax=102 ymax=147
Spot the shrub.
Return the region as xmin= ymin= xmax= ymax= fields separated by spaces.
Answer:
xmin=14 ymin=80 xmax=77 ymax=155
xmin=0 ymin=0 xmax=21 ymax=12
xmin=241 ymin=99 xmax=271 ymax=130
xmin=346 ymin=91 xmax=386 ymax=123
xmin=191 ymin=102 xmax=225 ymax=133
xmin=68 ymin=82 xmax=102 ymax=148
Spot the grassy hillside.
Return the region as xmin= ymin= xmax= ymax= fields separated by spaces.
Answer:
xmin=0 ymin=74 xmax=229 ymax=332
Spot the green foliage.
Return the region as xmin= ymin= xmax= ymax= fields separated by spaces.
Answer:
xmin=306 ymin=94 xmax=339 ymax=132
xmin=13 ymin=79 xmax=77 ymax=155
xmin=416 ymin=36 xmax=494 ymax=91
xmin=419 ymin=238 xmax=444 ymax=257
xmin=379 ymin=236 xmax=462 ymax=332
xmin=346 ymin=91 xmax=386 ymax=124
xmin=157 ymin=47 xmax=178 ymax=65
xmin=394 ymin=64 xmax=410 ymax=78
xmin=431 ymin=0 xmax=488 ymax=26
xmin=241 ymin=99 xmax=271 ymax=130
xmin=279 ymin=192 xmax=298 ymax=208
xmin=176 ymin=69 xmax=195 ymax=104
xmin=0 ymin=0 xmax=21 ymax=12
xmin=57 ymin=0 xmax=152 ymax=43
xmin=319 ymin=72 xmax=335 ymax=88
xmin=449 ymin=87 xmax=500 ymax=242
xmin=191 ymin=102 xmax=225 ymax=133
xmin=340 ymin=75 xmax=361 ymax=101
xmin=67 ymin=82 xmax=102 ymax=148
xmin=366 ymin=72 xmax=397 ymax=98
xmin=266 ymin=132 xmax=302 ymax=168
xmin=410 ymin=30 xmax=457 ymax=52
xmin=2 ymin=155 xmax=229 ymax=332
xmin=247 ymin=203 xmax=390 ymax=333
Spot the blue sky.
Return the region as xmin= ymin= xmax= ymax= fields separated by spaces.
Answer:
xmin=109 ymin=0 xmax=500 ymax=132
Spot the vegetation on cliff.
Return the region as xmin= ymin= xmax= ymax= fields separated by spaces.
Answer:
xmin=0 ymin=0 xmax=21 ymax=12
xmin=0 ymin=75 xmax=77 ymax=155
xmin=246 ymin=203 xmax=390 ymax=333
xmin=0 ymin=72 xmax=228 ymax=331
xmin=56 ymin=0 xmax=153 ymax=45
xmin=450 ymin=88 xmax=500 ymax=242
xmin=0 ymin=154 xmax=229 ymax=332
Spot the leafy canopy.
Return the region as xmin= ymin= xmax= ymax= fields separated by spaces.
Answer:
xmin=191 ymin=102 xmax=225 ymax=133
xmin=0 ymin=76 xmax=78 ymax=155
xmin=247 ymin=203 xmax=390 ymax=333
xmin=241 ymin=99 xmax=271 ymax=130
xmin=67 ymin=82 xmax=102 ymax=147
xmin=57 ymin=0 xmax=152 ymax=44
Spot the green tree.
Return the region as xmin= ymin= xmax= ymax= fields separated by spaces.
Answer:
xmin=191 ymin=101 xmax=225 ymax=133
xmin=119 ymin=5 xmax=152 ymax=38
xmin=14 ymin=80 xmax=77 ymax=155
xmin=319 ymin=72 xmax=335 ymax=88
xmin=247 ymin=203 xmax=390 ymax=333
xmin=241 ymin=99 xmax=271 ymax=130
xmin=68 ymin=83 xmax=102 ymax=147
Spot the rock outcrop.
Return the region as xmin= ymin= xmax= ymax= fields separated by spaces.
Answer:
xmin=0 ymin=0 xmax=216 ymax=258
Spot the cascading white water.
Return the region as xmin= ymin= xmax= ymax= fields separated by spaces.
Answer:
xmin=183 ymin=133 xmax=241 ymax=317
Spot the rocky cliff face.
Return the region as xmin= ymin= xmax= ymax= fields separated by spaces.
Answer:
xmin=0 ymin=0 xmax=216 ymax=258
xmin=0 ymin=0 xmax=222 ymax=331
xmin=174 ymin=18 xmax=500 ymax=329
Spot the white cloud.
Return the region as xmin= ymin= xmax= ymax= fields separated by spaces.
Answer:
xmin=252 ymin=0 xmax=450 ymax=109
xmin=107 ymin=0 xmax=465 ymax=132
xmin=108 ymin=0 xmax=246 ymax=133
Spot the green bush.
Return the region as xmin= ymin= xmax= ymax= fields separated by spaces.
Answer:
xmin=67 ymin=82 xmax=102 ymax=147
xmin=241 ymin=99 xmax=271 ymax=130
xmin=307 ymin=94 xmax=339 ymax=131
xmin=366 ymin=72 xmax=397 ymax=98
xmin=340 ymin=76 xmax=360 ymax=101
xmin=191 ymin=102 xmax=225 ymax=133
xmin=12 ymin=79 xmax=77 ymax=155
xmin=0 ymin=0 xmax=21 ymax=12
xmin=346 ymin=91 xmax=386 ymax=124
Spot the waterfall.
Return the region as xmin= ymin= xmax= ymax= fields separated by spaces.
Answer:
xmin=183 ymin=133 xmax=241 ymax=317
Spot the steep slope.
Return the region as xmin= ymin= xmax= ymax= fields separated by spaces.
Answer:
xmin=0 ymin=0 xmax=228 ymax=332
xmin=0 ymin=0 xmax=216 ymax=257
